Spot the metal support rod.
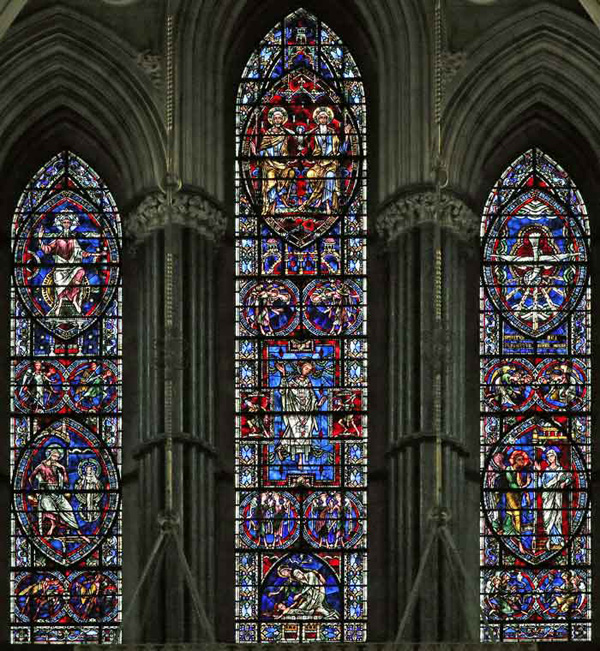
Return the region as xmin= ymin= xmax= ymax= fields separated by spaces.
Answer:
xmin=113 ymin=529 xmax=167 ymax=643
xmin=393 ymin=516 xmax=439 ymax=643
xmin=174 ymin=528 xmax=217 ymax=642
xmin=440 ymin=524 xmax=497 ymax=642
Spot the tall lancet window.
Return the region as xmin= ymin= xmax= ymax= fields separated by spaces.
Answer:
xmin=11 ymin=152 xmax=122 ymax=644
xmin=480 ymin=149 xmax=591 ymax=642
xmin=235 ymin=9 xmax=367 ymax=643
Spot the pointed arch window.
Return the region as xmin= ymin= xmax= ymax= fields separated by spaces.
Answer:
xmin=480 ymin=148 xmax=591 ymax=641
xmin=235 ymin=9 xmax=367 ymax=643
xmin=11 ymin=152 xmax=122 ymax=644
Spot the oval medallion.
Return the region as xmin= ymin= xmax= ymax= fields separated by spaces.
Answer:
xmin=13 ymin=193 xmax=120 ymax=341
xmin=483 ymin=190 xmax=587 ymax=338
xmin=482 ymin=416 xmax=588 ymax=565
xmin=13 ymin=417 xmax=120 ymax=566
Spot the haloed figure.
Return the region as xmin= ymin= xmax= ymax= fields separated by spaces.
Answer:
xmin=39 ymin=213 xmax=104 ymax=316
xmin=538 ymin=446 xmax=572 ymax=550
xmin=275 ymin=360 xmax=326 ymax=468
xmin=75 ymin=460 xmax=104 ymax=523
xmin=29 ymin=445 xmax=89 ymax=541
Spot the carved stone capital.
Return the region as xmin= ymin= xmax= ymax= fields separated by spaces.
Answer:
xmin=376 ymin=190 xmax=478 ymax=243
xmin=127 ymin=190 xmax=227 ymax=245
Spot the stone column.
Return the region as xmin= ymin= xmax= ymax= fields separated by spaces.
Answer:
xmin=126 ymin=189 xmax=226 ymax=642
xmin=377 ymin=190 xmax=479 ymax=641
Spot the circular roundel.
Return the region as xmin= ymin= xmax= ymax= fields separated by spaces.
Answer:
xmin=13 ymin=571 xmax=67 ymax=623
xmin=239 ymin=491 xmax=300 ymax=549
xmin=66 ymin=360 xmax=119 ymax=413
xmin=64 ymin=571 xmax=120 ymax=623
xmin=536 ymin=570 xmax=588 ymax=618
xmin=481 ymin=359 xmax=536 ymax=412
xmin=12 ymin=417 xmax=120 ymax=566
xmin=537 ymin=358 xmax=588 ymax=411
xmin=13 ymin=360 xmax=67 ymax=414
xmin=303 ymin=279 xmax=363 ymax=336
xmin=483 ymin=570 xmax=535 ymax=621
xmin=303 ymin=491 xmax=365 ymax=549
xmin=239 ymin=280 xmax=299 ymax=336
xmin=482 ymin=416 xmax=589 ymax=565
xmin=13 ymin=194 xmax=120 ymax=341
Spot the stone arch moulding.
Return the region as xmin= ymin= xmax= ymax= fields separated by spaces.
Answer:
xmin=0 ymin=4 xmax=165 ymax=198
xmin=442 ymin=3 xmax=600 ymax=198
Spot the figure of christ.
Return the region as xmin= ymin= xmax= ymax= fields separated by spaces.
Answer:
xmin=250 ymin=107 xmax=296 ymax=215
xmin=304 ymin=107 xmax=352 ymax=214
xmin=274 ymin=360 xmax=327 ymax=470
xmin=536 ymin=446 xmax=572 ymax=550
xmin=271 ymin=566 xmax=338 ymax=619
xmin=39 ymin=213 xmax=104 ymax=316
xmin=490 ymin=226 xmax=583 ymax=332
xmin=29 ymin=446 xmax=90 ymax=542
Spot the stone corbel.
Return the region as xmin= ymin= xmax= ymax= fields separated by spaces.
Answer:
xmin=376 ymin=189 xmax=479 ymax=244
xmin=127 ymin=190 xmax=228 ymax=246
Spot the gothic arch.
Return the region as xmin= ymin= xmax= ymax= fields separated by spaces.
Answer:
xmin=443 ymin=4 xmax=600 ymax=200
xmin=178 ymin=0 xmax=430 ymax=203
xmin=0 ymin=4 xmax=165 ymax=200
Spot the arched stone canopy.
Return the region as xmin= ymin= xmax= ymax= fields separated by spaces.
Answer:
xmin=0 ymin=4 xmax=165 ymax=208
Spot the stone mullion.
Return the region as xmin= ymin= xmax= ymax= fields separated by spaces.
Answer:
xmin=419 ymin=223 xmax=440 ymax=639
xmin=128 ymin=190 xmax=226 ymax=642
xmin=377 ymin=190 xmax=477 ymax=641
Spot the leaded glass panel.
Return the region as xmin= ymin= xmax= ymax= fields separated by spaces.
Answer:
xmin=10 ymin=152 xmax=122 ymax=644
xmin=235 ymin=9 xmax=367 ymax=643
xmin=480 ymin=148 xmax=591 ymax=642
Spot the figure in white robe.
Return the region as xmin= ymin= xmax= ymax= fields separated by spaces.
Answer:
xmin=74 ymin=460 xmax=104 ymax=523
xmin=29 ymin=446 xmax=89 ymax=541
xmin=275 ymin=360 xmax=326 ymax=468
xmin=273 ymin=566 xmax=338 ymax=619
xmin=538 ymin=446 xmax=572 ymax=550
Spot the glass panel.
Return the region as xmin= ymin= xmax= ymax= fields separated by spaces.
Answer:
xmin=11 ymin=152 xmax=122 ymax=644
xmin=235 ymin=9 xmax=367 ymax=643
xmin=480 ymin=148 xmax=591 ymax=642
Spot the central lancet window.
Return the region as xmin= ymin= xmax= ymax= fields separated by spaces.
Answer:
xmin=11 ymin=152 xmax=122 ymax=644
xmin=480 ymin=148 xmax=591 ymax=642
xmin=235 ymin=9 xmax=367 ymax=643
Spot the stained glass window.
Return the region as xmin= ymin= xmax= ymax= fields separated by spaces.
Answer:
xmin=235 ymin=9 xmax=367 ymax=643
xmin=480 ymin=148 xmax=591 ymax=642
xmin=11 ymin=152 xmax=122 ymax=644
